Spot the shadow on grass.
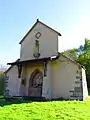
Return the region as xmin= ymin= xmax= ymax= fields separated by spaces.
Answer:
xmin=0 ymin=97 xmax=69 ymax=107
xmin=0 ymin=99 xmax=32 ymax=107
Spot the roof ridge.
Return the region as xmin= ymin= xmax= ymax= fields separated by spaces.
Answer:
xmin=19 ymin=19 xmax=61 ymax=44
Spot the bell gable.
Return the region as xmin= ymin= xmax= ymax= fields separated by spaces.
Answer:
xmin=20 ymin=19 xmax=61 ymax=61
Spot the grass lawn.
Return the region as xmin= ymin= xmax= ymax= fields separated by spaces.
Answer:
xmin=0 ymin=99 xmax=90 ymax=120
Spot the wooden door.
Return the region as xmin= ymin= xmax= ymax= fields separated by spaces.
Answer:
xmin=28 ymin=69 xmax=43 ymax=97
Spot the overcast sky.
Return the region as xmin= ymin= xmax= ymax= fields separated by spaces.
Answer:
xmin=0 ymin=0 xmax=90 ymax=66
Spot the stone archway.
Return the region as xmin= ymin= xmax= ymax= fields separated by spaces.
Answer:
xmin=28 ymin=69 xmax=43 ymax=97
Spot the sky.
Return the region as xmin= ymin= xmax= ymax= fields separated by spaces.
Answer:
xmin=0 ymin=0 xmax=90 ymax=66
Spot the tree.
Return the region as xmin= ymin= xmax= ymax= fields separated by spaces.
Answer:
xmin=76 ymin=39 xmax=90 ymax=88
xmin=62 ymin=48 xmax=79 ymax=60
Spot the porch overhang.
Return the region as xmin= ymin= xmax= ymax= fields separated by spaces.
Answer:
xmin=7 ymin=56 xmax=59 ymax=79
xmin=7 ymin=56 xmax=59 ymax=66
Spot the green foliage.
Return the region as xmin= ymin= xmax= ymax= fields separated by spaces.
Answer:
xmin=0 ymin=100 xmax=90 ymax=119
xmin=84 ymin=39 xmax=90 ymax=51
xmin=62 ymin=39 xmax=90 ymax=88
xmin=62 ymin=48 xmax=79 ymax=60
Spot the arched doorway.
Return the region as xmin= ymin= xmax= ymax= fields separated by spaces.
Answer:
xmin=28 ymin=69 xmax=43 ymax=97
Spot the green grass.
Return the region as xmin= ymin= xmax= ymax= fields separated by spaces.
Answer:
xmin=0 ymin=100 xmax=90 ymax=120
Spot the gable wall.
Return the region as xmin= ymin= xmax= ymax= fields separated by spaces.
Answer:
xmin=50 ymin=56 xmax=83 ymax=99
xmin=20 ymin=22 xmax=58 ymax=61
xmin=5 ymin=66 xmax=20 ymax=96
